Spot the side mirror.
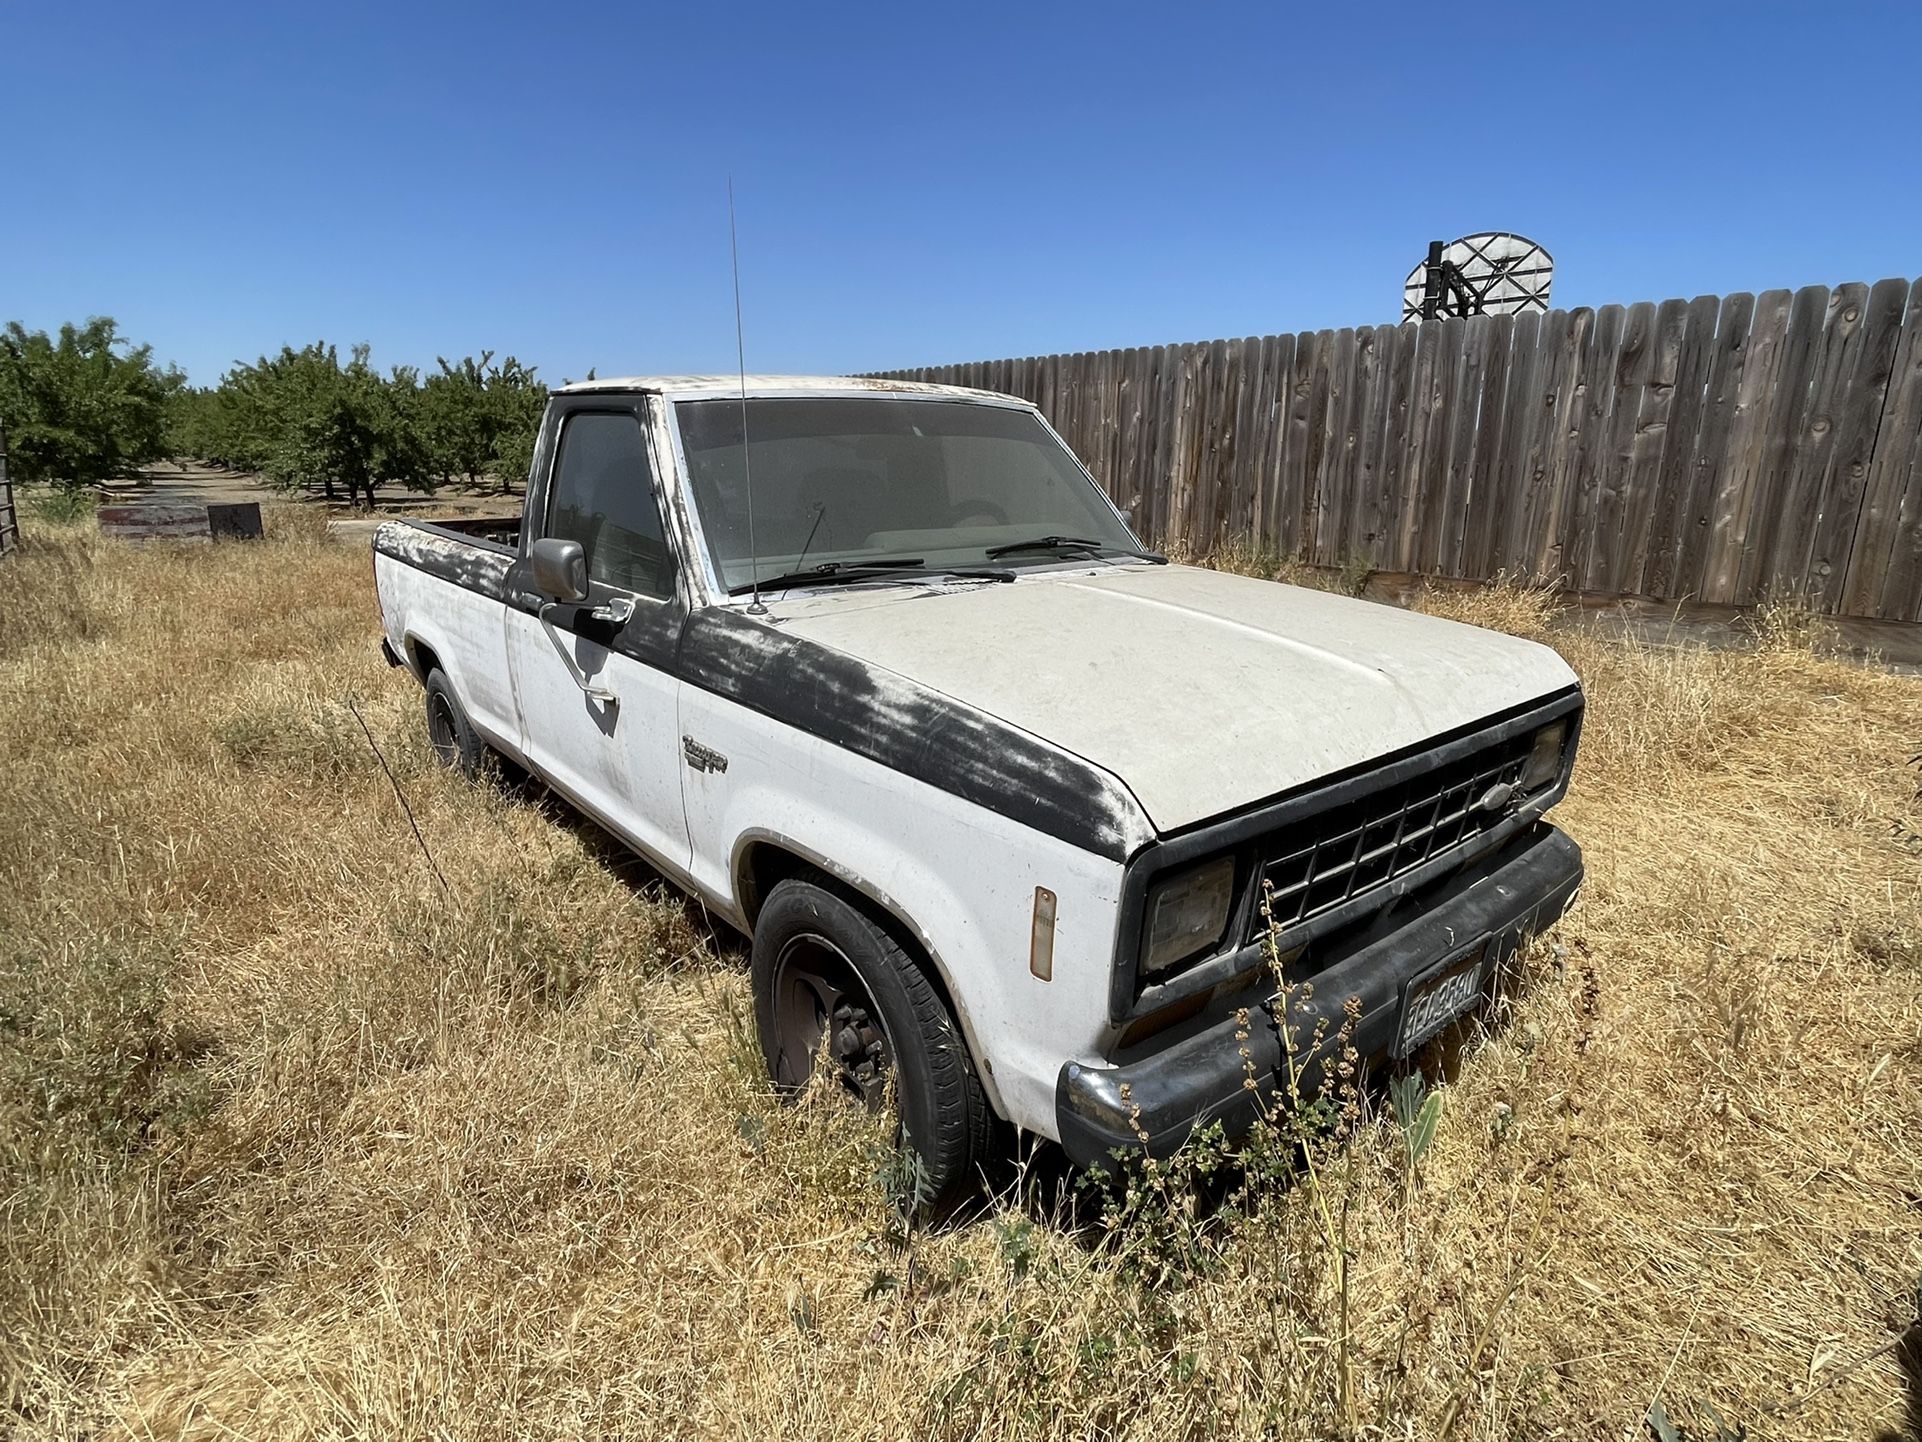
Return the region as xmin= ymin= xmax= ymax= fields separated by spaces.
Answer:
xmin=530 ymin=537 xmax=589 ymax=603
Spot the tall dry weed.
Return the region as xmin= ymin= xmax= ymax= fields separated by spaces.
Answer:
xmin=0 ymin=528 xmax=1917 ymax=1440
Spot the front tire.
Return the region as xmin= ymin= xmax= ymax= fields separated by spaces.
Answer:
xmin=751 ymin=878 xmax=993 ymax=1214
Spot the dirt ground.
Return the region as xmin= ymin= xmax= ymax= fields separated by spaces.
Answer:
xmin=97 ymin=462 xmax=523 ymax=544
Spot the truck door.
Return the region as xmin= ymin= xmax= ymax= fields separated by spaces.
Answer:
xmin=504 ymin=399 xmax=692 ymax=875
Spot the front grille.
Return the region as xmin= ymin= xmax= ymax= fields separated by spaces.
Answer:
xmin=1249 ymin=729 xmax=1537 ymax=940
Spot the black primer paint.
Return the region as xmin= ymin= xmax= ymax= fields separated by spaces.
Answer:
xmin=375 ymin=523 xmax=514 ymax=601
xmin=673 ymin=608 xmax=1147 ymax=861
xmin=377 ymin=520 xmax=1150 ymax=860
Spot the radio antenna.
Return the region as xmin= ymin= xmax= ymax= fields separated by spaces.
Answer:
xmin=729 ymin=178 xmax=766 ymax=616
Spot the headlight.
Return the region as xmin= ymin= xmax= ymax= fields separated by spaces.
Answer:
xmin=1521 ymin=720 xmax=1567 ymax=791
xmin=1141 ymin=856 xmax=1236 ymax=977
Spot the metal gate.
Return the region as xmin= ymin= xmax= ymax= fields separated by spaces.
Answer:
xmin=0 ymin=419 xmax=16 ymax=558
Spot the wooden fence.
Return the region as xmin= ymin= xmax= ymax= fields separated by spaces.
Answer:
xmin=875 ymin=277 xmax=1922 ymax=622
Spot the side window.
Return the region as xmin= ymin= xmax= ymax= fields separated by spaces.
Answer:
xmin=547 ymin=412 xmax=674 ymax=599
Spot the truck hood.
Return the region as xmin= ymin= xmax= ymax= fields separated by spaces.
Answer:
xmin=772 ymin=565 xmax=1578 ymax=834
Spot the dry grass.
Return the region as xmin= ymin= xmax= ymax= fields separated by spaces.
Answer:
xmin=2 ymin=520 xmax=1919 ymax=1440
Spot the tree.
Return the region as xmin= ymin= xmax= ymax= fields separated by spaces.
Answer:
xmin=196 ymin=343 xmax=432 ymax=510
xmin=0 ymin=317 xmax=181 ymax=491
xmin=416 ymin=352 xmax=547 ymax=492
xmin=418 ymin=353 xmax=495 ymax=488
xmin=168 ymin=341 xmax=545 ymax=508
xmin=482 ymin=356 xmax=546 ymax=493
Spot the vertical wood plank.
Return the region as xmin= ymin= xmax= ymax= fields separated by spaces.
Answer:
xmin=1345 ymin=325 xmax=1393 ymax=561
xmin=1184 ymin=343 xmax=1213 ymax=544
xmin=1807 ymin=284 xmax=1910 ymax=608
xmin=1277 ymin=330 xmax=1322 ymax=561
xmin=1462 ymin=312 xmax=1519 ymax=580
xmin=1396 ymin=318 xmax=1443 ymax=570
xmin=1674 ymin=293 xmax=1756 ymax=600
xmin=1729 ymin=285 xmax=1828 ymax=602
xmin=1642 ymin=295 xmax=1722 ymax=598
xmin=1249 ymin=336 xmax=1281 ymax=549
xmin=1843 ymin=280 xmax=1922 ymax=616
xmin=1205 ymin=338 xmax=1243 ymax=546
xmin=1704 ymin=289 xmax=1793 ymax=602
xmin=1584 ymin=303 xmax=1654 ymax=590
xmin=1519 ymin=307 xmax=1588 ymax=581
xmin=1308 ymin=328 xmax=1354 ymax=564
xmin=1374 ymin=322 xmax=1419 ymax=569
xmin=1875 ymin=411 xmax=1922 ymax=621
xmin=1254 ymin=333 xmax=1295 ymax=552
xmin=1438 ymin=314 xmax=1491 ymax=576
xmin=1561 ymin=304 xmax=1626 ymax=590
xmin=1762 ymin=285 xmax=1867 ymax=597
xmin=1491 ymin=313 xmax=1552 ymax=580
xmin=1101 ymin=347 xmax=1123 ymax=501
xmin=1146 ymin=345 xmax=1177 ymax=545
xmin=1614 ymin=297 xmax=1690 ymax=595
xmin=1413 ymin=316 xmax=1467 ymax=574
xmin=1166 ymin=342 xmax=1195 ymax=545
xmin=1229 ymin=338 xmax=1262 ymax=539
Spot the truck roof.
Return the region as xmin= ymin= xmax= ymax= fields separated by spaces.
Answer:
xmin=553 ymin=374 xmax=1016 ymax=403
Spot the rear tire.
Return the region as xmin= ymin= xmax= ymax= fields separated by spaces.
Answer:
xmin=423 ymin=667 xmax=486 ymax=778
xmin=751 ymin=877 xmax=993 ymax=1215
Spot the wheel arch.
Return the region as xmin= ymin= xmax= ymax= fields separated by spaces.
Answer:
xmin=402 ymin=633 xmax=444 ymax=685
xmin=732 ymin=830 xmax=1007 ymax=1119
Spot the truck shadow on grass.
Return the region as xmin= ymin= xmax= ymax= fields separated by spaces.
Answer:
xmin=485 ymin=756 xmax=750 ymax=967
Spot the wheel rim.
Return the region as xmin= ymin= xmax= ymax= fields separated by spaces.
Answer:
xmin=769 ymin=932 xmax=893 ymax=1108
xmin=426 ymin=694 xmax=458 ymax=765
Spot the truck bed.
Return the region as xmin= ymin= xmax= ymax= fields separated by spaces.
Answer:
xmin=410 ymin=515 xmax=521 ymax=551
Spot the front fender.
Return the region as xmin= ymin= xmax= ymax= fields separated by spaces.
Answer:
xmin=677 ymin=692 xmax=1127 ymax=1139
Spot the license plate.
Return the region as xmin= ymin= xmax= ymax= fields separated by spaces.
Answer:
xmin=1395 ymin=941 xmax=1488 ymax=1056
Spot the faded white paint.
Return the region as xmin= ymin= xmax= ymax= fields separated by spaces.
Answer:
xmin=773 ymin=563 xmax=1578 ymax=832
xmin=374 ymin=376 xmax=1580 ymax=1147
xmin=678 ymin=684 xmax=1128 ymax=1127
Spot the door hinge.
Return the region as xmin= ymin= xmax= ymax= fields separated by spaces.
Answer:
xmin=682 ymin=736 xmax=729 ymax=774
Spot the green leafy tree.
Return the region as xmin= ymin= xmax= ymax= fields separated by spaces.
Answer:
xmin=418 ymin=353 xmax=495 ymax=488
xmin=192 ymin=343 xmax=431 ymax=509
xmin=482 ymin=355 xmax=546 ymax=493
xmin=0 ymin=317 xmax=181 ymax=491
xmin=416 ymin=352 xmax=547 ymax=492
xmin=169 ymin=341 xmax=543 ymax=507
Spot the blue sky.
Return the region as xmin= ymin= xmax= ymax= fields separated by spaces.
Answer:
xmin=3 ymin=1 xmax=1918 ymax=386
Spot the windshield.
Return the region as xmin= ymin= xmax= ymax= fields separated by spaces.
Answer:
xmin=674 ymin=396 xmax=1144 ymax=592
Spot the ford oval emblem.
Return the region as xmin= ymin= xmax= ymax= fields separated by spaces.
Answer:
xmin=1474 ymin=781 xmax=1516 ymax=814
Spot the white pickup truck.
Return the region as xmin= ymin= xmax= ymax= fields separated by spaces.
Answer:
xmin=373 ymin=375 xmax=1583 ymax=1209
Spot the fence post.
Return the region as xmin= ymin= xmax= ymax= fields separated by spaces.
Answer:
xmin=1420 ymin=241 xmax=1444 ymax=321
xmin=0 ymin=418 xmax=16 ymax=558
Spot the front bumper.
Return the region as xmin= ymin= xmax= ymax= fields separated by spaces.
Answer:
xmin=1055 ymin=823 xmax=1583 ymax=1167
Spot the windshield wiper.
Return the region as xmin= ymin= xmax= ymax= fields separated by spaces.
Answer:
xmin=729 ymin=559 xmax=924 ymax=596
xmin=983 ymin=534 xmax=1167 ymax=563
xmin=727 ymin=559 xmax=1017 ymax=596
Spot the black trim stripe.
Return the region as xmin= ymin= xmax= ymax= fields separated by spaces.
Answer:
xmin=375 ymin=520 xmax=1150 ymax=860
xmin=672 ymin=608 xmax=1148 ymax=861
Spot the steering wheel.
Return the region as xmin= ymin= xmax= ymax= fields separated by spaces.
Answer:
xmin=949 ymin=498 xmax=1009 ymax=527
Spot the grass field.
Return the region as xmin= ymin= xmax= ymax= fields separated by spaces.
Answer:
xmin=2 ymin=518 xmax=1918 ymax=1440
